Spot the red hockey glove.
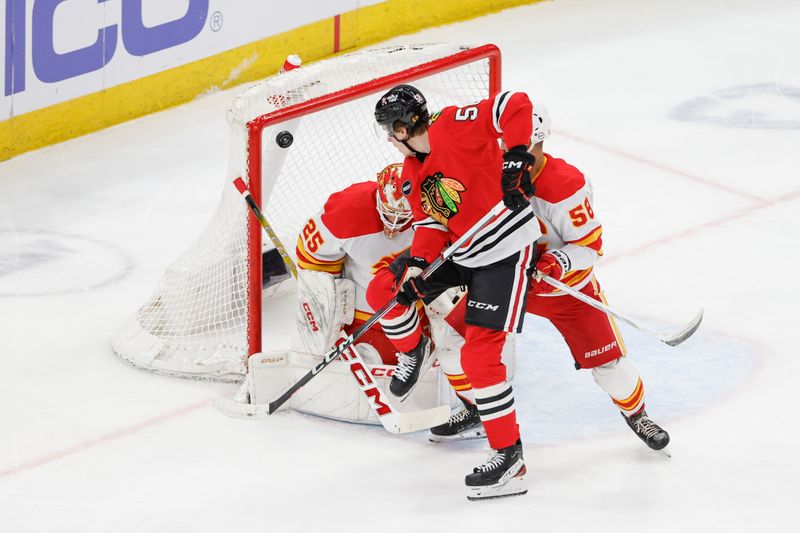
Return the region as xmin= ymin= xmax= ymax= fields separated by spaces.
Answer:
xmin=501 ymin=145 xmax=536 ymax=211
xmin=531 ymin=250 xmax=571 ymax=294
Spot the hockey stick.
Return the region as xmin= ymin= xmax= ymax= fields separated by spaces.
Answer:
xmin=267 ymin=201 xmax=509 ymax=415
xmin=541 ymin=275 xmax=703 ymax=347
xmin=234 ymin=177 xmax=298 ymax=279
xmin=214 ymin=342 xmax=451 ymax=433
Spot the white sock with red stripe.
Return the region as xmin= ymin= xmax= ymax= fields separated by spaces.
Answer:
xmin=591 ymin=357 xmax=645 ymax=416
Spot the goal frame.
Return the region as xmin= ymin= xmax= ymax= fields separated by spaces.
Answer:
xmin=244 ymin=44 xmax=502 ymax=357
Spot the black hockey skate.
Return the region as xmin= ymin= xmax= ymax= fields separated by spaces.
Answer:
xmin=465 ymin=440 xmax=527 ymax=501
xmin=623 ymin=410 xmax=670 ymax=455
xmin=429 ymin=401 xmax=485 ymax=442
xmin=389 ymin=336 xmax=432 ymax=401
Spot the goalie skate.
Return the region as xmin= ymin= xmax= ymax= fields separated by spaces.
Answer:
xmin=465 ymin=440 xmax=527 ymax=501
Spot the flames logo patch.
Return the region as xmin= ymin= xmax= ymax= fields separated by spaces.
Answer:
xmin=372 ymin=249 xmax=408 ymax=275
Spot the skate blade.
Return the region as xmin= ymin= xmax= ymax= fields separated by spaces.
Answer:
xmin=429 ymin=428 xmax=486 ymax=443
xmin=656 ymin=445 xmax=671 ymax=458
xmin=466 ymin=475 xmax=527 ymax=501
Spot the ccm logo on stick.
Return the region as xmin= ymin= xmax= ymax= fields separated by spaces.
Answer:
xmin=467 ymin=300 xmax=499 ymax=311
xmin=5 ymin=0 xmax=209 ymax=96
xmin=339 ymin=349 xmax=392 ymax=416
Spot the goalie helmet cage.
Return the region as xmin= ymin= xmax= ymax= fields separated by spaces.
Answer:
xmin=112 ymin=43 xmax=502 ymax=382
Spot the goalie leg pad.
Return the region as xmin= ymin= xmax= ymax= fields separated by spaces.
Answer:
xmin=211 ymin=351 xmax=291 ymax=419
xmin=291 ymin=270 xmax=355 ymax=356
xmin=287 ymin=351 xmax=442 ymax=425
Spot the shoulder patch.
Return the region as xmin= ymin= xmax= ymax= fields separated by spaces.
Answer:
xmin=320 ymin=181 xmax=383 ymax=238
xmin=534 ymin=155 xmax=588 ymax=204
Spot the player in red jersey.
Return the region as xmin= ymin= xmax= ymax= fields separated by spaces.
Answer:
xmin=390 ymin=98 xmax=670 ymax=454
xmin=368 ymin=85 xmax=540 ymax=500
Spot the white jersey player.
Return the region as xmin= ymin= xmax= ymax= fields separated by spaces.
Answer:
xmin=475 ymin=107 xmax=671 ymax=454
xmin=288 ymin=163 xmax=482 ymax=436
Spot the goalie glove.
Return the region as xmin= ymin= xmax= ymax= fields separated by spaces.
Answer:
xmin=531 ymin=250 xmax=571 ymax=294
xmin=501 ymin=145 xmax=536 ymax=211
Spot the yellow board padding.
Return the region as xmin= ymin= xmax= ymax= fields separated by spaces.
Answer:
xmin=339 ymin=0 xmax=538 ymax=50
xmin=0 ymin=0 xmax=541 ymax=161
xmin=0 ymin=17 xmax=334 ymax=161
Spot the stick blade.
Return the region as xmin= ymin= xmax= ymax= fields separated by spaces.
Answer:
xmin=213 ymin=396 xmax=271 ymax=420
xmin=662 ymin=308 xmax=704 ymax=347
xmin=388 ymin=404 xmax=451 ymax=434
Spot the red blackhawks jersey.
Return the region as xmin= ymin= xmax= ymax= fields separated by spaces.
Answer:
xmin=295 ymin=181 xmax=412 ymax=313
xmin=402 ymin=91 xmax=542 ymax=267
xmin=531 ymin=154 xmax=604 ymax=295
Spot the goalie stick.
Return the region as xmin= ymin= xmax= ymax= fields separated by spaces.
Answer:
xmin=541 ymin=275 xmax=703 ymax=347
xmin=233 ymin=177 xmax=298 ymax=278
xmin=214 ymin=341 xmax=451 ymax=433
xmin=219 ymin=178 xmax=453 ymax=432
xmin=266 ymin=201 xmax=510 ymax=415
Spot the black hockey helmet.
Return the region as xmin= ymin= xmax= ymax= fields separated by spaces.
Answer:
xmin=374 ymin=84 xmax=429 ymax=136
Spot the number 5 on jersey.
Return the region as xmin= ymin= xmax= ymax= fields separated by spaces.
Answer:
xmin=302 ymin=219 xmax=325 ymax=252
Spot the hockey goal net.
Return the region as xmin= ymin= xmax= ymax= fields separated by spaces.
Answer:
xmin=112 ymin=43 xmax=501 ymax=382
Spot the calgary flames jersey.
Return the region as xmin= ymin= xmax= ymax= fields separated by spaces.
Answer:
xmin=531 ymin=154 xmax=604 ymax=295
xmin=402 ymin=91 xmax=542 ymax=267
xmin=295 ymin=181 xmax=412 ymax=312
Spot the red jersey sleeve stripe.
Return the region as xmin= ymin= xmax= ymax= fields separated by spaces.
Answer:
xmin=569 ymin=226 xmax=604 ymax=253
xmin=295 ymin=239 xmax=345 ymax=274
xmin=569 ymin=226 xmax=602 ymax=246
xmin=297 ymin=259 xmax=343 ymax=273
xmin=562 ymin=268 xmax=592 ymax=288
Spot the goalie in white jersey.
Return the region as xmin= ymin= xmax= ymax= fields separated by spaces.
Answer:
xmin=288 ymin=163 xmax=484 ymax=437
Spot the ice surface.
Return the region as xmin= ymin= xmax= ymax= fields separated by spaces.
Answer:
xmin=1 ymin=0 xmax=798 ymax=531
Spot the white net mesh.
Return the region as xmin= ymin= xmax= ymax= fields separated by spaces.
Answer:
xmin=112 ymin=43 xmax=498 ymax=381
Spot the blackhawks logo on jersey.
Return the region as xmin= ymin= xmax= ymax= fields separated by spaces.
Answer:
xmin=420 ymin=172 xmax=466 ymax=225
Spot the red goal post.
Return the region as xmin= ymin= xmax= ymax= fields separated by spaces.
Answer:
xmin=113 ymin=43 xmax=502 ymax=382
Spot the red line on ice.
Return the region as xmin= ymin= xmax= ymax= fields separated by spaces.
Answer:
xmin=554 ymin=129 xmax=768 ymax=204
xmin=0 ymin=399 xmax=212 ymax=479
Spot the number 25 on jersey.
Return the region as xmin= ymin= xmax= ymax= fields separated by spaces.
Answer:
xmin=302 ymin=219 xmax=325 ymax=252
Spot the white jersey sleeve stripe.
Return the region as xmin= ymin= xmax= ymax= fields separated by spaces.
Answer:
xmin=492 ymin=91 xmax=512 ymax=134
xmin=412 ymin=217 xmax=448 ymax=233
